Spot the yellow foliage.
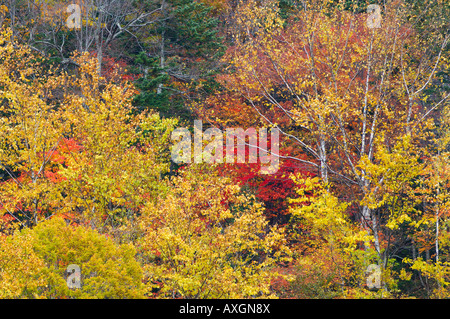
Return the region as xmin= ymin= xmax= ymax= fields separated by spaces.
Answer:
xmin=0 ymin=217 xmax=144 ymax=298
xmin=0 ymin=232 xmax=46 ymax=298
xmin=138 ymin=166 xmax=291 ymax=298
xmin=0 ymin=29 xmax=177 ymax=230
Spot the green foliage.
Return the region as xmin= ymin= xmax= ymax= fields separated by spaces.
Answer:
xmin=168 ymin=0 xmax=224 ymax=58
xmin=131 ymin=0 xmax=225 ymax=120
xmin=132 ymin=52 xmax=172 ymax=114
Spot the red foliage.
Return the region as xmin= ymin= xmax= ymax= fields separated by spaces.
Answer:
xmin=90 ymin=51 xmax=141 ymax=82
xmin=216 ymin=144 xmax=315 ymax=224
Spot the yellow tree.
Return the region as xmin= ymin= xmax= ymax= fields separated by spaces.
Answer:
xmin=138 ymin=166 xmax=291 ymax=298
xmin=288 ymin=176 xmax=378 ymax=298
xmin=55 ymin=52 xmax=177 ymax=234
xmin=0 ymin=217 xmax=144 ymax=298
xmin=0 ymin=28 xmax=67 ymax=226
xmin=403 ymin=89 xmax=450 ymax=298
xmin=0 ymin=28 xmax=177 ymax=235
xmin=0 ymin=231 xmax=46 ymax=298
xmin=405 ymin=154 xmax=450 ymax=298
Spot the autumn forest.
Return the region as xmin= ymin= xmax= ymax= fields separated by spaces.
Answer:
xmin=0 ymin=0 xmax=449 ymax=299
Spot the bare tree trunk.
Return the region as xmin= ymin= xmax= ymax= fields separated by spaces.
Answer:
xmin=362 ymin=205 xmax=380 ymax=254
xmin=157 ymin=31 xmax=165 ymax=94
xmin=372 ymin=210 xmax=380 ymax=255
xmin=436 ymin=185 xmax=441 ymax=298
xmin=436 ymin=187 xmax=440 ymax=263
xmin=157 ymin=0 xmax=166 ymax=95
xmin=97 ymin=43 xmax=103 ymax=75
xmin=318 ymin=137 xmax=327 ymax=183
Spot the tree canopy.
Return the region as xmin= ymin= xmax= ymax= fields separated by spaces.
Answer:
xmin=0 ymin=0 xmax=449 ymax=299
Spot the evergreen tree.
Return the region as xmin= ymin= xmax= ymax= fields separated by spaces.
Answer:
xmin=131 ymin=0 xmax=225 ymax=120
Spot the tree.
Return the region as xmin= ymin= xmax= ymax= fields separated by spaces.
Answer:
xmin=54 ymin=52 xmax=177 ymax=232
xmin=0 ymin=231 xmax=46 ymax=298
xmin=288 ymin=176 xmax=380 ymax=297
xmin=138 ymin=165 xmax=291 ymax=298
xmin=204 ymin=0 xmax=449 ymax=268
xmin=0 ymin=27 xmax=67 ymax=227
xmin=402 ymin=78 xmax=450 ymax=298
xmin=0 ymin=29 xmax=177 ymax=233
xmin=132 ymin=51 xmax=172 ymax=115
xmin=131 ymin=0 xmax=225 ymax=119
xmin=0 ymin=217 xmax=144 ymax=298
xmin=2 ymin=0 xmax=163 ymax=74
